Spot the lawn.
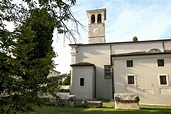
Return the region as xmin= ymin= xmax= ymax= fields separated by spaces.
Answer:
xmin=18 ymin=101 xmax=171 ymax=114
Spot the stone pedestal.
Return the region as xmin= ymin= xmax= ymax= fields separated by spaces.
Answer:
xmin=57 ymin=93 xmax=76 ymax=107
xmin=114 ymin=93 xmax=140 ymax=110
xmin=82 ymin=100 xmax=103 ymax=108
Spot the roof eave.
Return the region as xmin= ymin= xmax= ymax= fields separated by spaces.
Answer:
xmin=111 ymin=52 xmax=171 ymax=57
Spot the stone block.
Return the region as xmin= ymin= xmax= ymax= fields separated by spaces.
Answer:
xmin=56 ymin=93 xmax=76 ymax=107
xmin=114 ymin=93 xmax=140 ymax=110
xmin=82 ymin=100 xmax=102 ymax=108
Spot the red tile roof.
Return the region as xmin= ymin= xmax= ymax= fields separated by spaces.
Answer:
xmin=70 ymin=62 xmax=95 ymax=66
xmin=111 ymin=50 xmax=171 ymax=57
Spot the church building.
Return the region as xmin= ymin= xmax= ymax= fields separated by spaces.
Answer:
xmin=69 ymin=8 xmax=171 ymax=106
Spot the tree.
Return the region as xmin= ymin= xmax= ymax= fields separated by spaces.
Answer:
xmin=133 ymin=36 xmax=138 ymax=42
xmin=61 ymin=72 xmax=71 ymax=85
xmin=1 ymin=0 xmax=82 ymax=43
xmin=0 ymin=0 xmax=81 ymax=113
xmin=0 ymin=8 xmax=57 ymax=114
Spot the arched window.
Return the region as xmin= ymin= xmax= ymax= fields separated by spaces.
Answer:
xmin=97 ymin=14 xmax=101 ymax=23
xmin=148 ymin=48 xmax=161 ymax=53
xmin=91 ymin=14 xmax=95 ymax=24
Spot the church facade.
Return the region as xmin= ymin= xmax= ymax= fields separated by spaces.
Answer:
xmin=69 ymin=8 xmax=171 ymax=106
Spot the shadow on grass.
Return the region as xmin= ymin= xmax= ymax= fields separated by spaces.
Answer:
xmin=141 ymin=107 xmax=171 ymax=111
xmin=82 ymin=110 xmax=171 ymax=114
xmin=81 ymin=107 xmax=171 ymax=114
xmin=74 ymin=101 xmax=171 ymax=114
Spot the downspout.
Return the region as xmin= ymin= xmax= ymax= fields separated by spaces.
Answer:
xmin=162 ymin=41 xmax=165 ymax=52
xmin=94 ymin=66 xmax=96 ymax=98
xmin=110 ymin=44 xmax=114 ymax=99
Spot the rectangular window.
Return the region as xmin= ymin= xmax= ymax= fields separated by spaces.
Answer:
xmin=159 ymin=74 xmax=168 ymax=86
xmin=157 ymin=59 xmax=164 ymax=66
xmin=127 ymin=60 xmax=133 ymax=67
xmin=127 ymin=75 xmax=135 ymax=85
xmin=104 ymin=65 xmax=112 ymax=79
xmin=80 ymin=78 xmax=84 ymax=86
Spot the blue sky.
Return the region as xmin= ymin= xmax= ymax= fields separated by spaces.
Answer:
xmin=54 ymin=0 xmax=171 ymax=74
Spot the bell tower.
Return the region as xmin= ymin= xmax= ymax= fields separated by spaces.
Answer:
xmin=86 ymin=8 xmax=106 ymax=44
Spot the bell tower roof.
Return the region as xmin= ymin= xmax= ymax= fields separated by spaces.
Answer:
xmin=86 ymin=8 xmax=106 ymax=20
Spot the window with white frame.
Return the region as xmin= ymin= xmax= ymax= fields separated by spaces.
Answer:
xmin=158 ymin=74 xmax=169 ymax=86
xmin=148 ymin=48 xmax=161 ymax=53
xmin=127 ymin=74 xmax=136 ymax=85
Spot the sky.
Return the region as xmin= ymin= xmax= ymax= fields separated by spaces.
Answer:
xmin=53 ymin=0 xmax=171 ymax=74
xmin=4 ymin=0 xmax=171 ymax=74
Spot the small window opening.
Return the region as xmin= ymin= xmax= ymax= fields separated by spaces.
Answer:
xmin=127 ymin=75 xmax=135 ymax=84
xmin=157 ymin=59 xmax=164 ymax=66
xmin=104 ymin=65 xmax=112 ymax=79
xmin=97 ymin=14 xmax=101 ymax=23
xmin=91 ymin=15 xmax=95 ymax=24
xmin=80 ymin=78 xmax=84 ymax=86
xmin=127 ymin=60 xmax=133 ymax=67
xmin=159 ymin=75 xmax=168 ymax=86
xmin=149 ymin=48 xmax=161 ymax=53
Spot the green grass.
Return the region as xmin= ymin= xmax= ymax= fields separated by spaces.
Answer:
xmin=18 ymin=101 xmax=171 ymax=114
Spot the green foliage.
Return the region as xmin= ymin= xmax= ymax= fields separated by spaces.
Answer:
xmin=0 ymin=8 xmax=57 ymax=114
xmin=133 ymin=36 xmax=138 ymax=42
xmin=59 ymin=89 xmax=70 ymax=92
xmin=62 ymin=73 xmax=71 ymax=85
xmin=59 ymin=72 xmax=71 ymax=85
xmin=0 ymin=0 xmax=79 ymax=113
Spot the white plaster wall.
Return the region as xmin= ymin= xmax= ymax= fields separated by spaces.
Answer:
xmin=70 ymin=66 xmax=95 ymax=99
xmin=47 ymin=70 xmax=60 ymax=78
xmin=111 ymin=41 xmax=165 ymax=54
xmin=113 ymin=54 xmax=171 ymax=105
xmin=75 ymin=45 xmax=112 ymax=99
xmin=164 ymin=41 xmax=171 ymax=50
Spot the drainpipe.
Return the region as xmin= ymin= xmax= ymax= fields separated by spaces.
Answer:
xmin=162 ymin=41 xmax=165 ymax=52
xmin=110 ymin=44 xmax=114 ymax=100
xmin=94 ymin=66 xmax=96 ymax=98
